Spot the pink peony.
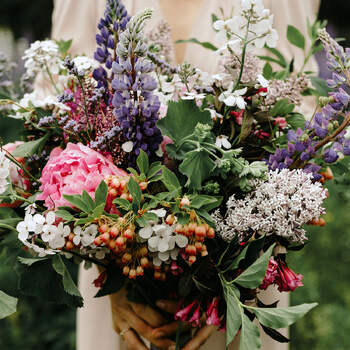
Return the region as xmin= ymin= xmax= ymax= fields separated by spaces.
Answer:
xmin=38 ymin=143 xmax=127 ymax=209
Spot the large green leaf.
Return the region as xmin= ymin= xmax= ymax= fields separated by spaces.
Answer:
xmin=233 ymin=244 xmax=275 ymax=289
xmin=63 ymin=194 xmax=90 ymax=213
xmin=179 ymin=149 xmax=215 ymax=189
xmin=251 ymin=303 xmax=318 ymax=329
xmin=136 ymin=150 xmax=149 ymax=175
xmin=17 ymin=256 xmax=83 ymax=308
xmin=225 ymin=285 xmax=242 ymax=346
xmin=162 ymin=167 xmax=181 ymax=194
xmin=0 ymin=290 xmax=17 ymax=319
xmin=11 ymin=134 xmax=49 ymax=157
xmin=287 ymin=25 xmax=305 ymax=50
xmin=94 ymin=180 xmax=108 ymax=207
xmin=239 ymin=314 xmax=262 ymax=350
xmin=157 ymin=100 xmax=212 ymax=143
xmin=52 ymin=255 xmax=82 ymax=300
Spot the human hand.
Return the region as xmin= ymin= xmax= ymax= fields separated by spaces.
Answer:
xmin=109 ymin=287 xmax=175 ymax=350
xmin=155 ymin=300 xmax=216 ymax=350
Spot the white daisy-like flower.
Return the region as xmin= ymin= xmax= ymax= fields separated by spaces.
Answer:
xmin=81 ymin=224 xmax=98 ymax=247
xmin=0 ymin=151 xmax=10 ymax=195
xmin=122 ymin=141 xmax=134 ymax=153
xmin=215 ymin=135 xmax=232 ymax=149
xmin=72 ymin=56 xmax=99 ymax=73
xmin=219 ymin=84 xmax=247 ymax=109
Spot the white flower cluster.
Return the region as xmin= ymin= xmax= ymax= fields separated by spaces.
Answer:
xmin=72 ymin=56 xmax=99 ymax=74
xmin=23 ymin=40 xmax=62 ymax=78
xmin=16 ymin=205 xmax=99 ymax=257
xmin=138 ymin=209 xmax=188 ymax=266
xmin=0 ymin=151 xmax=10 ymax=195
xmin=213 ymin=169 xmax=327 ymax=243
xmin=214 ymin=0 xmax=278 ymax=54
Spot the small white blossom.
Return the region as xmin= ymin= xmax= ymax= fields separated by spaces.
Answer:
xmin=215 ymin=135 xmax=231 ymax=149
xmin=0 ymin=151 xmax=10 ymax=195
xmin=219 ymin=84 xmax=247 ymax=109
xmin=72 ymin=56 xmax=99 ymax=73
xmin=122 ymin=141 xmax=134 ymax=153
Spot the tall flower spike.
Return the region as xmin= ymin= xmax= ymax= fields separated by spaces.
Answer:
xmin=112 ymin=8 xmax=163 ymax=165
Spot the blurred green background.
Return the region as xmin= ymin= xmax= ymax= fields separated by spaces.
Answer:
xmin=0 ymin=1 xmax=350 ymax=349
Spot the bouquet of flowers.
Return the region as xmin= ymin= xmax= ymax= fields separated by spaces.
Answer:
xmin=1 ymin=0 xmax=349 ymax=348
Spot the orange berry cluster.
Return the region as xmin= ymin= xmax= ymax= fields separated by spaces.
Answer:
xmin=319 ymin=167 xmax=334 ymax=183
xmin=309 ymin=217 xmax=326 ymax=227
xmin=174 ymin=220 xmax=215 ymax=265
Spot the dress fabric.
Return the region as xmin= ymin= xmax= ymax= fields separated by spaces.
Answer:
xmin=50 ymin=1 xmax=320 ymax=349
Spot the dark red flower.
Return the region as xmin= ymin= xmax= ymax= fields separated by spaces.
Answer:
xmin=275 ymin=260 xmax=304 ymax=292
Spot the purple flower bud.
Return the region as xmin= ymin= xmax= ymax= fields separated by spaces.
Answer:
xmin=107 ymin=36 xmax=115 ymax=49
xmin=323 ymin=148 xmax=338 ymax=163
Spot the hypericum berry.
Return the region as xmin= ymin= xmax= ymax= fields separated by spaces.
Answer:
xmin=136 ymin=266 xmax=144 ymax=276
xmin=124 ymin=229 xmax=134 ymax=240
xmin=116 ymin=236 xmax=126 ymax=247
xmin=120 ymin=193 xmax=129 ymax=200
xmin=94 ymin=235 xmax=103 ymax=246
xmin=180 ymin=197 xmax=190 ymax=208
xmin=108 ymin=188 xmax=118 ymax=197
xmin=188 ymin=255 xmax=196 ymax=265
xmin=120 ymin=179 xmax=128 ymax=190
xmin=154 ymin=271 xmax=162 ymax=280
xmin=109 ymin=240 xmax=116 ymax=250
xmin=100 ymin=232 xmax=110 ymax=243
xmin=139 ymin=182 xmax=148 ymax=191
xmin=123 ymin=266 xmax=130 ymax=276
xmin=141 ymin=257 xmax=149 ymax=268
xmin=195 ymin=242 xmax=203 ymax=252
xmin=122 ymin=253 xmax=132 ymax=264
xmin=68 ymin=233 xmax=75 ymax=242
xmin=321 ymin=167 xmax=334 ymax=181
xmin=129 ymin=269 xmax=137 ymax=279
xmin=207 ymin=227 xmax=215 ymax=239
xmin=165 ymin=215 xmax=175 ymax=226
xmin=318 ymin=218 xmax=326 ymax=227
xmin=195 ymin=225 xmax=206 ymax=238
xmin=174 ymin=224 xmax=184 ymax=234
xmin=110 ymin=226 xmax=120 ymax=238
xmin=183 ymin=224 xmax=192 ymax=237
xmin=160 ymin=273 xmax=166 ymax=281
xmin=66 ymin=241 xmax=74 ymax=250
xmin=99 ymin=224 xmax=109 ymax=233
xmin=188 ymin=222 xmax=197 ymax=233
xmin=128 ymin=194 xmax=133 ymax=202
xmin=185 ymin=245 xmax=196 ymax=255
xmin=201 ymin=250 xmax=208 ymax=257
xmin=139 ymin=246 xmax=148 ymax=257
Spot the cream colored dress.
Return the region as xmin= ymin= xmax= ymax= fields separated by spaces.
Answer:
xmin=51 ymin=1 xmax=320 ymax=349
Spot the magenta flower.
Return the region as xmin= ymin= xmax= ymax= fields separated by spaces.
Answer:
xmin=175 ymin=301 xmax=198 ymax=322
xmin=206 ymin=298 xmax=221 ymax=327
xmin=38 ymin=143 xmax=127 ymax=209
xmin=170 ymin=261 xmax=183 ymax=276
xmin=275 ymin=260 xmax=304 ymax=292
xmin=260 ymin=258 xmax=279 ymax=290
xmin=188 ymin=304 xmax=201 ymax=327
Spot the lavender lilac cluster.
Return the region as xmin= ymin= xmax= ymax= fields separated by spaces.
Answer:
xmin=267 ymin=30 xmax=350 ymax=179
xmin=112 ymin=9 xmax=163 ymax=165
xmin=93 ymin=0 xmax=130 ymax=92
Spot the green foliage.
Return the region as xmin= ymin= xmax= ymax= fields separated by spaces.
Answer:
xmin=270 ymin=99 xmax=295 ymax=117
xmin=11 ymin=134 xmax=49 ymax=158
xmin=175 ymin=38 xmax=218 ymax=51
xmin=0 ymin=290 xmax=17 ymax=319
xmin=287 ymin=25 xmax=306 ymax=50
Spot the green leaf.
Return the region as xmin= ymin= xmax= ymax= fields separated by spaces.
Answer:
xmin=142 ymin=212 xmax=159 ymax=222
xmin=309 ymin=76 xmax=332 ymax=97
xmin=63 ymin=194 xmax=90 ymax=213
xmin=52 ymin=255 xmax=82 ymax=300
xmin=82 ymin=190 xmax=95 ymax=212
xmin=176 ymin=38 xmax=218 ymax=51
xmin=55 ymin=210 xmax=75 ymax=222
xmin=286 ymin=113 xmax=306 ymax=130
xmin=251 ymin=303 xmax=318 ymax=329
xmin=265 ymin=48 xmax=287 ymax=67
xmin=18 ymin=256 xmax=49 ymax=266
xmin=11 ymin=134 xmax=49 ymax=157
xmin=162 ymin=167 xmax=181 ymax=194
xmin=262 ymin=63 xmax=273 ymax=80
xmin=287 ymin=25 xmax=305 ymax=50
xmin=113 ymin=198 xmax=132 ymax=211
xmin=157 ymin=100 xmax=212 ymax=144
xmin=93 ymin=203 xmax=105 ymax=217
xmin=0 ymin=290 xmax=17 ymax=319
xmin=17 ymin=256 xmax=83 ymax=307
xmin=136 ymin=150 xmax=149 ymax=175
xmin=224 ymin=285 xmax=242 ymax=346
xmin=95 ymin=180 xmax=108 ymax=206
xmin=147 ymin=162 xmax=162 ymax=179
xmin=95 ymin=265 xmax=125 ymax=297
xmin=270 ymin=99 xmax=295 ymax=117
xmin=128 ymin=177 xmax=142 ymax=213
xmin=179 ymin=149 xmax=215 ymax=189
xmin=189 ymin=195 xmax=222 ymax=210
xmin=56 ymin=39 xmax=73 ymax=54
xmin=233 ymin=244 xmax=275 ymax=289
xmin=239 ymin=314 xmax=262 ymax=350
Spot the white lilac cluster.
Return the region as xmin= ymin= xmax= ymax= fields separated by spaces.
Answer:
xmin=23 ymin=40 xmax=62 ymax=78
xmin=16 ymin=205 xmax=99 ymax=256
xmin=212 ymin=169 xmax=327 ymax=243
xmin=214 ymin=0 xmax=278 ymax=54
xmin=0 ymin=151 xmax=10 ymax=195
xmin=138 ymin=209 xmax=188 ymax=266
